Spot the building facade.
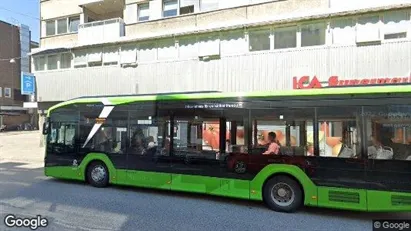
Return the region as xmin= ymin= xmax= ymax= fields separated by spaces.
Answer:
xmin=0 ymin=21 xmax=37 ymax=127
xmin=32 ymin=0 xmax=411 ymax=117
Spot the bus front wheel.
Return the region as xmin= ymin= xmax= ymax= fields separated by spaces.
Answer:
xmin=86 ymin=161 xmax=109 ymax=188
xmin=263 ymin=175 xmax=303 ymax=213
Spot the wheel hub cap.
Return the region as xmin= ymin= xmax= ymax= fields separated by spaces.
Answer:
xmin=91 ymin=166 xmax=106 ymax=182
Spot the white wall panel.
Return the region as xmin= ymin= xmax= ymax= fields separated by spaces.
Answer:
xmin=36 ymin=40 xmax=411 ymax=102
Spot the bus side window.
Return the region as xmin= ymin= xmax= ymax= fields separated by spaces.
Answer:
xmin=317 ymin=106 xmax=362 ymax=159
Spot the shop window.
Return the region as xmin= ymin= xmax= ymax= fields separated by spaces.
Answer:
xmin=364 ymin=105 xmax=411 ymax=161
xmin=46 ymin=20 xmax=56 ymax=36
xmin=138 ymin=3 xmax=150 ymax=21
xmin=274 ymin=26 xmax=297 ymax=49
xmin=251 ymin=107 xmax=315 ymax=156
xmin=317 ymin=106 xmax=362 ymax=158
xmin=248 ymin=29 xmax=271 ymax=51
xmin=301 ymin=23 xmax=326 ymax=47
xmin=47 ymin=55 xmax=58 ymax=70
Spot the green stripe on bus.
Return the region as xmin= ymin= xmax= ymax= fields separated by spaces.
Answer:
xmin=47 ymin=85 xmax=411 ymax=116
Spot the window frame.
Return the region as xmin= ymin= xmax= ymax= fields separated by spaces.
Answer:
xmin=47 ymin=54 xmax=59 ymax=70
xmin=163 ymin=0 xmax=179 ymax=18
xmin=60 ymin=53 xmax=73 ymax=69
xmin=44 ymin=15 xmax=80 ymax=37
xmin=45 ymin=20 xmax=56 ymax=36
xmin=138 ymin=3 xmax=150 ymax=22
xmin=4 ymin=87 xmax=12 ymax=98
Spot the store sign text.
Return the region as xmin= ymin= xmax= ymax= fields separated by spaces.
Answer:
xmin=293 ymin=75 xmax=411 ymax=89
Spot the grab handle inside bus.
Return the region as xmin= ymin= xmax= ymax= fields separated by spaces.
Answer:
xmin=42 ymin=119 xmax=49 ymax=135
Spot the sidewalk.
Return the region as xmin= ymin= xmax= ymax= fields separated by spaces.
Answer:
xmin=0 ymin=131 xmax=45 ymax=163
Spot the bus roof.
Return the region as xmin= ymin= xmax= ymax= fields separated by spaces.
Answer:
xmin=48 ymin=84 xmax=411 ymax=115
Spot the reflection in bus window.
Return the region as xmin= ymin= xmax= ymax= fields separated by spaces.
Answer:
xmin=251 ymin=108 xmax=314 ymax=156
xmin=317 ymin=106 xmax=361 ymax=158
xmin=364 ymin=105 xmax=411 ymax=160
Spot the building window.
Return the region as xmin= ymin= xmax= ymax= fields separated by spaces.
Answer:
xmin=274 ymin=26 xmax=297 ymax=49
xmin=0 ymin=87 xmax=2 ymax=97
xmin=200 ymin=0 xmax=219 ymax=11
xmin=180 ymin=0 xmax=196 ymax=15
xmin=249 ymin=29 xmax=271 ymax=52
xmin=34 ymin=56 xmax=46 ymax=71
xmin=138 ymin=3 xmax=150 ymax=21
xmin=69 ymin=17 xmax=80 ymax=33
xmin=60 ymin=53 xmax=72 ymax=69
xmin=46 ymin=20 xmax=56 ymax=36
xmin=301 ymin=23 xmax=326 ymax=47
xmin=178 ymin=36 xmax=198 ymax=59
xmin=331 ymin=18 xmax=356 ymax=45
xmin=220 ymin=30 xmax=247 ymax=55
xmin=138 ymin=42 xmax=157 ymax=62
xmin=4 ymin=88 xmax=11 ymax=98
xmin=163 ymin=0 xmax=178 ymax=17
xmin=383 ymin=11 xmax=409 ymax=40
xmin=47 ymin=55 xmax=58 ymax=70
xmin=57 ymin=18 xmax=68 ymax=34
xmin=157 ymin=39 xmax=177 ymax=60
xmin=103 ymin=47 xmax=119 ymax=65
xmin=356 ymin=15 xmax=380 ymax=43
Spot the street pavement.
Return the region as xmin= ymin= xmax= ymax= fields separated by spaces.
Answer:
xmin=0 ymin=132 xmax=410 ymax=231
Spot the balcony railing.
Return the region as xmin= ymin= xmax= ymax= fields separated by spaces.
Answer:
xmin=78 ymin=18 xmax=125 ymax=45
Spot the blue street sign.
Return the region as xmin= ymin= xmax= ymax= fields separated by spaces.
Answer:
xmin=21 ymin=72 xmax=35 ymax=95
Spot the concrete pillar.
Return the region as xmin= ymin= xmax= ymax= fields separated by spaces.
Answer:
xmin=38 ymin=114 xmax=45 ymax=147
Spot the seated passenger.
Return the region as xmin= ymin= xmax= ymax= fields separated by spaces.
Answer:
xmin=147 ymin=136 xmax=156 ymax=148
xmin=263 ymin=132 xmax=280 ymax=155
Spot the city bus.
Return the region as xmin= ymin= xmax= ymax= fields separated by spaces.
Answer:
xmin=42 ymin=85 xmax=411 ymax=213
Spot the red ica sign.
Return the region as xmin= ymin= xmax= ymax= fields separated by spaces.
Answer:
xmin=293 ymin=75 xmax=411 ymax=89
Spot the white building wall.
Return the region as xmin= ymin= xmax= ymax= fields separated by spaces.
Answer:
xmin=34 ymin=39 xmax=411 ymax=102
xmin=330 ymin=0 xmax=411 ymax=11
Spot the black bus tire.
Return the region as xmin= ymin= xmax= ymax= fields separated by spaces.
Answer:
xmin=86 ymin=161 xmax=109 ymax=188
xmin=263 ymin=175 xmax=303 ymax=213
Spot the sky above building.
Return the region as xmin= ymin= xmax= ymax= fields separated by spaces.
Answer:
xmin=0 ymin=0 xmax=39 ymax=42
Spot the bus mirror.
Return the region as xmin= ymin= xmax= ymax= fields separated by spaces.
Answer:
xmin=42 ymin=121 xmax=49 ymax=135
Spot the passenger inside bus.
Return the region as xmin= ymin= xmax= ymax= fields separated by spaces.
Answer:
xmin=263 ymin=132 xmax=280 ymax=155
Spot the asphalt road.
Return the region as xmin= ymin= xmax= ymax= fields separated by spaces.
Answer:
xmin=0 ymin=161 xmax=410 ymax=231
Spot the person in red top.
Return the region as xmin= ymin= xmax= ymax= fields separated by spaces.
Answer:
xmin=263 ymin=132 xmax=280 ymax=155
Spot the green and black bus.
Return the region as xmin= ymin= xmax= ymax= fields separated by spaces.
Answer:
xmin=42 ymin=85 xmax=411 ymax=213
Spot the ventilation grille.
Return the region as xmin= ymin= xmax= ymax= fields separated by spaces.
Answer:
xmin=328 ymin=191 xmax=360 ymax=204
xmin=392 ymin=195 xmax=411 ymax=206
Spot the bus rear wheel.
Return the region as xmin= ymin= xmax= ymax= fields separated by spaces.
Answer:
xmin=86 ymin=161 xmax=109 ymax=188
xmin=263 ymin=175 xmax=303 ymax=213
